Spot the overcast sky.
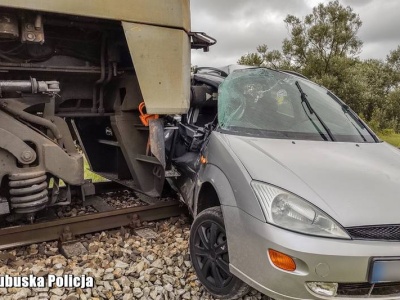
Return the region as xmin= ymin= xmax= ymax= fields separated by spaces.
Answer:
xmin=190 ymin=0 xmax=400 ymax=67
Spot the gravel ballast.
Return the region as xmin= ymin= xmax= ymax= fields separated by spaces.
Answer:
xmin=0 ymin=216 xmax=266 ymax=300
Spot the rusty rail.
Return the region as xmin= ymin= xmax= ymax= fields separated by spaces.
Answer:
xmin=0 ymin=200 xmax=186 ymax=250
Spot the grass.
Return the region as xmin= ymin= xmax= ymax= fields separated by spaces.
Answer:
xmin=48 ymin=158 xmax=105 ymax=188
xmin=84 ymin=158 xmax=106 ymax=182
xmin=378 ymin=132 xmax=400 ymax=148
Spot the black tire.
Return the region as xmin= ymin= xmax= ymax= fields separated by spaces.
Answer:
xmin=190 ymin=206 xmax=250 ymax=299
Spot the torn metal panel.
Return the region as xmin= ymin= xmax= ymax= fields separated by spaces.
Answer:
xmin=149 ymin=119 xmax=166 ymax=169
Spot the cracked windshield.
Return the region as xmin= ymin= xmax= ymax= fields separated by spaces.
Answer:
xmin=218 ymin=68 xmax=376 ymax=143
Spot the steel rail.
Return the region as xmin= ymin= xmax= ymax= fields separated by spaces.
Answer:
xmin=0 ymin=200 xmax=186 ymax=250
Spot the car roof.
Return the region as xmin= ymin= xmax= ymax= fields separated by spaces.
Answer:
xmin=193 ymin=65 xmax=309 ymax=88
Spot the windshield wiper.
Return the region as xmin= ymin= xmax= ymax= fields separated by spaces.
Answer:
xmin=342 ymin=106 xmax=368 ymax=142
xmin=327 ymin=91 xmax=379 ymax=143
xmin=327 ymin=91 xmax=366 ymax=129
xmin=295 ymin=81 xmax=335 ymax=141
xmin=349 ymin=117 xmax=367 ymax=142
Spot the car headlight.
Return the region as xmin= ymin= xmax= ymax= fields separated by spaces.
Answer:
xmin=251 ymin=181 xmax=350 ymax=239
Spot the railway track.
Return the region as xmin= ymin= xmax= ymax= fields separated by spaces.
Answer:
xmin=0 ymin=182 xmax=188 ymax=250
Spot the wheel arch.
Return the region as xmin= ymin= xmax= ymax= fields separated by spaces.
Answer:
xmin=194 ymin=163 xmax=237 ymax=217
xmin=196 ymin=182 xmax=220 ymax=215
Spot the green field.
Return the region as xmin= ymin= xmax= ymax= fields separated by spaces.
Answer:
xmin=378 ymin=132 xmax=400 ymax=148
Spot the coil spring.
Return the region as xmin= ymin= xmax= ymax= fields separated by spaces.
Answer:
xmin=9 ymin=171 xmax=48 ymax=214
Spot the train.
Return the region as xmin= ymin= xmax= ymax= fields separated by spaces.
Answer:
xmin=0 ymin=0 xmax=214 ymax=221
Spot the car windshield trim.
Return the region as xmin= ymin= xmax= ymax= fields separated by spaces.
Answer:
xmin=218 ymin=126 xmax=372 ymax=142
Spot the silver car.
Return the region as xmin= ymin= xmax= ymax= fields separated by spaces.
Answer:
xmin=166 ymin=66 xmax=400 ymax=299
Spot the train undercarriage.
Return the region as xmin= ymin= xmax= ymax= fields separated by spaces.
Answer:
xmin=0 ymin=7 xmax=215 ymax=222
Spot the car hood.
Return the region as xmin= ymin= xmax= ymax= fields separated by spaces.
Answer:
xmin=224 ymin=135 xmax=400 ymax=227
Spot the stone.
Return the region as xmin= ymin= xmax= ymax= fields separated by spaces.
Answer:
xmin=111 ymin=281 xmax=121 ymax=291
xmin=52 ymin=256 xmax=66 ymax=266
xmin=33 ymin=287 xmax=49 ymax=293
xmin=0 ymin=215 xmax=262 ymax=300
xmin=114 ymin=260 xmax=129 ymax=269
xmin=28 ymin=246 xmax=39 ymax=255
xmin=146 ymin=254 xmax=155 ymax=262
xmin=103 ymin=281 xmax=112 ymax=291
xmin=151 ymin=259 xmax=163 ymax=269
xmin=8 ymin=288 xmax=19 ymax=294
xmin=164 ymin=258 xmax=173 ymax=266
xmin=113 ymin=268 xmax=123 ymax=279
xmin=135 ymin=261 xmax=145 ymax=273
xmin=149 ymin=289 xmax=157 ymax=300
xmin=122 ymin=286 xmax=131 ymax=294
xmin=134 ymin=228 xmax=158 ymax=240
xmin=132 ymin=288 xmax=143 ymax=298
xmin=113 ymin=290 xmax=123 ymax=298
xmin=122 ymin=294 xmax=133 ymax=300
xmin=38 ymin=292 xmax=49 ymax=299
xmin=164 ymin=284 xmax=173 ymax=292
xmin=12 ymin=289 xmax=29 ymax=300
xmin=36 ymin=270 xmax=49 ymax=277
xmin=103 ymin=273 xmax=114 ymax=281
xmin=119 ymin=276 xmax=130 ymax=287
xmin=60 ymin=242 xmax=88 ymax=258
xmin=162 ymin=274 xmax=175 ymax=285
xmin=79 ymin=293 xmax=87 ymax=300
xmin=50 ymin=288 xmax=64 ymax=296
xmin=53 ymin=263 xmax=64 ymax=270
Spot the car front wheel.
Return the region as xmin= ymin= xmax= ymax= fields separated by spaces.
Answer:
xmin=189 ymin=206 xmax=249 ymax=299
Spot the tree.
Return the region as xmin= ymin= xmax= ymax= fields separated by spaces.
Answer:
xmin=282 ymin=0 xmax=362 ymax=77
xmin=386 ymin=46 xmax=400 ymax=86
xmin=384 ymin=88 xmax=400 ymax=131
xmin=237 ymin=51 xmax=263 ymax=66
xmin=238 ymin=44 xmax=288 ymax=69
xmin=387 ymin=46 xmax=400 ymax=72
xmin=238 ymin=0 xmax=363 ymax=79
xmin=336 ymin=59 xmax=393 ymax=121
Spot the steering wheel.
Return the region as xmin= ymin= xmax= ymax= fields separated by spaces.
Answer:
xmin=223 ymin=77 xmax=271 ymax=126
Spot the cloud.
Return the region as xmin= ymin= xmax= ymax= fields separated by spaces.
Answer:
xmin=354 ymin=1 xmax=400 ymax=48
xmin=342 ymin=0 xmax=375 ymax=7
xmin=190 ymin=0 xmax=313 ymax=67
xmin=190 ymin=0 xmax=400 ymax=66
